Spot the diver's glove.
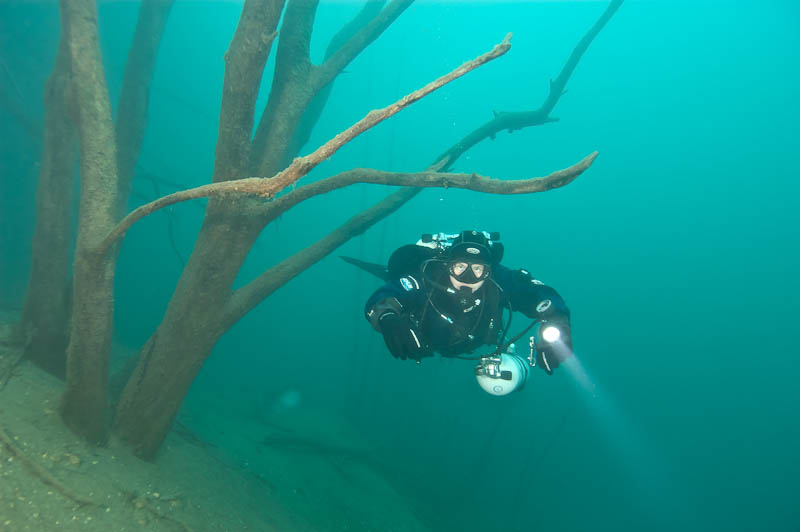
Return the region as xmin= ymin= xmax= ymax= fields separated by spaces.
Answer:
xmin=536 ymin=319 xmax=573 ymax=375
xmin=378 ymin=312 xmax=428 ymax=361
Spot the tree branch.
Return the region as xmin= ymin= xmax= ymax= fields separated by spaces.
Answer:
xmin=315 ymin=0 xmax=413 ymax=87
xmin=214 ymin=0 xmax=284 ymax=182
xmin=223 ymin=187 xmax=419 ymax=325
xmin=248 ymin=0 xmax=318 ymax=175
xmin=287 ymin=0 xmax=386 ymax=160
xmin=276 ymin=0 xmax=317 ymax=69
xmin=100 ymin=34 xmax=512 ymax=251
xmin=0 ymin=426 xmax=100 ymax=508
xmin=435 ymin=0 xmax=623 ymax=171
xmin=249 ymin=0 xmax=413 ymax=176
xmin=17 ymin=34 xmax=76 ymax=378
xmin=115 ymin=0 xmax=175 ymax=216
xmin=222 ymin=153 xmax=595 ymax=324
xmin=265 ymin=152 xmax=596 ymax=219
xmin=542 ymin=0 xmax=623 ymax=117
xmin=239 ymin=1 xmax=624 ymax=312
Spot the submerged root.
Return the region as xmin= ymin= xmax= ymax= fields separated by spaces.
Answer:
xmin=0 ymin=323 xmax=28 ymax=389
xmin=0 ymin=425 xmax=99 ymax=508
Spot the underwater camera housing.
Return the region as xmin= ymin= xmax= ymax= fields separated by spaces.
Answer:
xmin=475 ymin=344 xmax=530 ymax=396
xmin=474 ymin=320 xmax=570 ymax=395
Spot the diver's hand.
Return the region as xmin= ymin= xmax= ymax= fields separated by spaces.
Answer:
xmin=378 ymin=312 xmax=427 ymax=361
xmin=536 ymin=319 xmax=573 ymax=374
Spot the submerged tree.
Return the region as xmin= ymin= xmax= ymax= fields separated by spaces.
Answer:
xmin=13 ymin=0 xmax=623 ymax=458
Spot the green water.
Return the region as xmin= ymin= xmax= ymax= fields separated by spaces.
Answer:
xmin=1 ymin=1 xmax=798 ymax=531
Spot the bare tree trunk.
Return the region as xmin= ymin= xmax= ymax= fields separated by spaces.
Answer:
xmin=17 ymin=1 xmax=174 ymax=383
xmin=112 ymin=0 xmax=620 ymax=459
xmin=115 ymin=0 xmax=175 ymax=216
xmin=114 ymin=0 xmax=287 ymax=458
xmin=58 ymin=0 xmax=122 ymax=444
xmin=213 ymin=0 xmax=283 ymax=181
xmin=108 ymin=0 xmax=270 ymax=404
xmin=16 ymin=35 xmax=76 ymax=378
xmin=249 ymin=0 xmax=319 ymax=177
xmin=113 ymin=0 xmax=412 ymax=458
xmin=60 ymin=0 xmax=175 ymax=444
xmin=113 ymin=207 xmax=263 ymax=457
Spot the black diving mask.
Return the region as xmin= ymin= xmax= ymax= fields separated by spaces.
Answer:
xmin=448 ymin=261 xmax=490 ymax=284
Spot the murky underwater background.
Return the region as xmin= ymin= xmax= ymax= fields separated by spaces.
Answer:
xmin=1 ymin=1 xmax=798 ymax=531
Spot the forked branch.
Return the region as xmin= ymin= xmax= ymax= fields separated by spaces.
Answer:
xmin=435 ymin=0 xmax=623 ymax=170
xmin=99 ymin=34 xmax=513 ymax=251
xmin=244 ymin=0 xmax=624 ymax=309
xmin=222 ymin=154 xmax=597 ymax=324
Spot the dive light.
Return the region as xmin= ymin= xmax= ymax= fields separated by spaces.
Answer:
xmin=541 ymin=324 xmax=561 ymax=343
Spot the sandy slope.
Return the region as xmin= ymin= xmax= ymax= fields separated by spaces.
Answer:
xmin=0 ymin=328 xmax=430 ymax=532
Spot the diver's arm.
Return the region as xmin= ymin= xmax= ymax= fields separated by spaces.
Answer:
xmin=493 ymin=264 xmax=570 ymax=321
xmin=493 ymin=264 xmax=573 ymax=374
xmin=364 ymin=280 xmax=420 ymax=330
xmin=364 ymin=281 xmax=429 ymax=361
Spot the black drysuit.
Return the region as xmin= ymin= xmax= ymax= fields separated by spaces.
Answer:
xmin=365 ymin=261 xmax=572 ymax=370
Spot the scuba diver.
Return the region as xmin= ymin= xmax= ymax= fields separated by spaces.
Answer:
xmin=347 ymin=230 xmax=574 ymax=395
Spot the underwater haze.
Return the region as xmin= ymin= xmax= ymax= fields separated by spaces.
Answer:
xmin=1 ymin=1 xmax=798 ymax=531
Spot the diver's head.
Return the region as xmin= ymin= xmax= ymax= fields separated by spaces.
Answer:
xmin=448 ymin=262 xmax=488 ymax=292
xmin=445 ymin=230 xmax=495 ymax=292
xmin=418 ymin=230 xmax=503 ymax=292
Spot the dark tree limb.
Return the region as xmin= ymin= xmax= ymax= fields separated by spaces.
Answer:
xmin=248 ymin=0 xmax=318 ymax=175
xmin=16 ymin=35 xmax=76 ymax=378
xmin=223 ymin=187 xmax=419 ymax=325
xmin=277 ymin=0 xmax=316 ymax=67
xmin=542 ymin=0 xmax=623 ymax=119
xmin=115 ymin=0 xmax=175 ymax=216
xmin=0 ymin=324 xmax=29 ymax=390
xmin=315 ymin=0 xmax=413 ymax=87
xmin=256 ymin=33 xmax=511 ymax=196
xmin=213 ymin=0 xmax=284 ymax=182
xmin=250 ymin=0 xmax=624 ymax=305
xmin=260 ymin=431 xmax=385 ymax=475
xmin=435 ymin=0 xmax=623 ymax=171
xmin=100 ymin=34 xmax=512 ymax=251
xmin=0 ymin=426 xmax=100 ymax=508
xmin=249 ymin=0 xmax=414 ymax=177
xmin=223 ymin=154 xmax=595 ymax=324
xmin=59 ymin=0 xmax=123 ymax=445
xmin=266 ymin=152 xmax=597 ymax=220
xmin=287 ymin=0 xmax=386 ymax=160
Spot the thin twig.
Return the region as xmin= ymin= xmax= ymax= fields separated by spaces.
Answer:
xmin=109 ymin=480 xmax=193 ymax=532
xmin=0 ymin=426 xmax=100 ymax=508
